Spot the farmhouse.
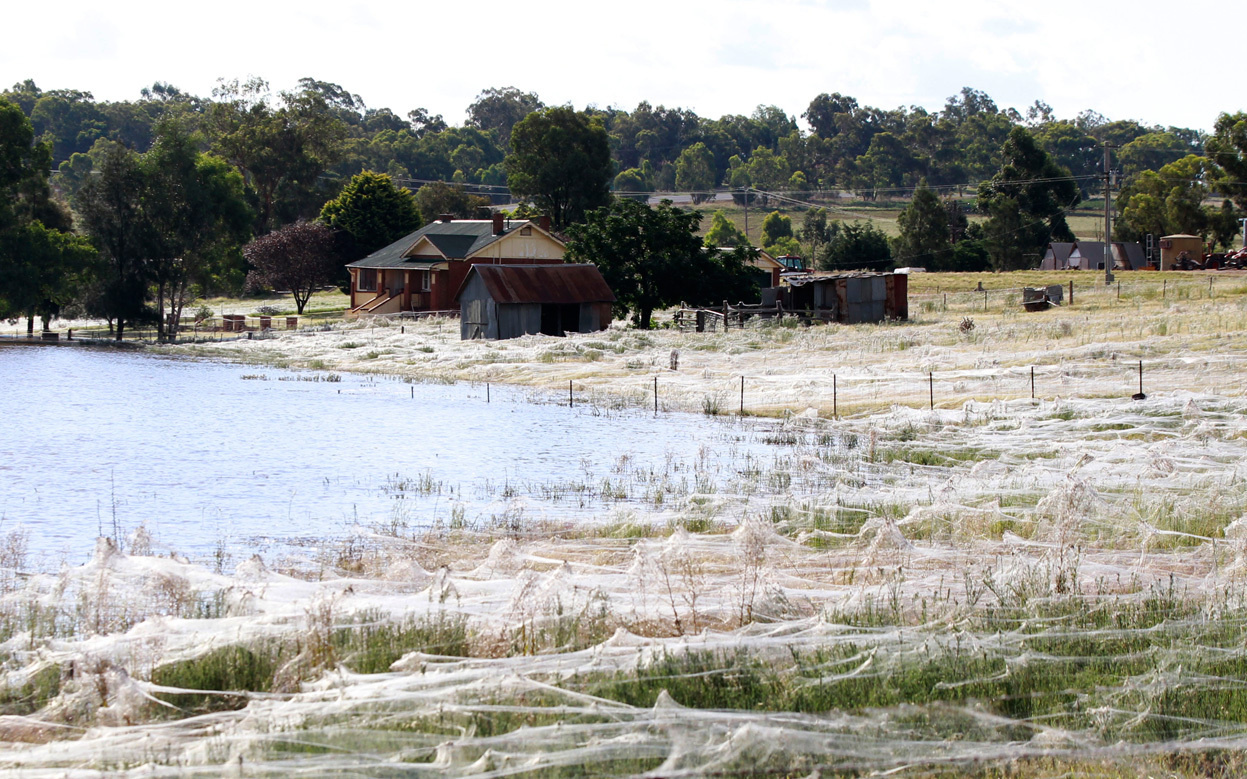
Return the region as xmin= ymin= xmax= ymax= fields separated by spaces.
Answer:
xmin=456 ymin=264 xmax=616 ymax=340
xmin=710 ymin=247 xmax=785 ymax=288
xmin=345 ymin=214 xmax=566 ymax=316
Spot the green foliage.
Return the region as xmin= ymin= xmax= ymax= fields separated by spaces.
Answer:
xmin=759 ymin=211 xmax=793 ymax=252
xmin=151 ymin=644 xmax=282 ymax=714
xmin=1117 ymin=155 xmax=1211 ymax=242
xmin=766 ymin=236 xmax=802 ymax=257
xmin=506 ymin=107 xmax=612 ymax=229
xmin=817 ymin=220 xmax=892 ymax=271
xmin=207 ymin=78 xmax=348 ymax=230
xmin=612 ymin=167 xmax=648 ymax=201
xmin=674 ymin=142 xmax=716 ymax=202
xmin=1034 ymin=120 xmax=1100 ymax=191
xmin=0 ymin=98 xmax=97 ymax=327
xmin=465 ymin=86 xmax=543 ymax=148
xmin=414 ymin=181 xmax=490 ymax=222
xmin=1208 ymin=199 xmax=1242 ymax=250
xmin=744 ymin=147 xmax=788 ymax=202
xmin=894 ymin=185 xmax=951 ymax=268
xmin=703 ymin=210 xmax=748 ymax=247
xmin=0 ymin=663 xmax=60 ymax=716
xmin=948 ymin=238 xmax=992 ymax=272
xmin=1207 ymin=111 xmax=1247 ymax=213
xmin=320 ymin=171 xmax=421 ymax=256
xmin=566 ymin=199 xmax=755 ymax=328
xmin=978 ymin=127 xmax=1079 ymax=270
xmin=799 ymin=207 xmax=831 ymax=258
xmin=1119 ymin=131 xmax=1191 ymax=180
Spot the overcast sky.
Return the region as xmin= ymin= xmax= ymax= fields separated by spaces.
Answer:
xmin=3 ymin=0 xmax=1238 ymax=133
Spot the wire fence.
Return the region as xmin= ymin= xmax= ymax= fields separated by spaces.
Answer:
xmin=0 ymin=310 xmax=351 ymax=344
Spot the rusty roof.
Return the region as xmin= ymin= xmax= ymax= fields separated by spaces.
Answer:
xmin=455 ymin=264 xmax=616 ymax=305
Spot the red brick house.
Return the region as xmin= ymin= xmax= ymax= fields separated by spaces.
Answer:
xmin=345 ymin=214 xmax=566 ymax=316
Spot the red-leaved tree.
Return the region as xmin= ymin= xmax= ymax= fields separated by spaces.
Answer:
xmin=243 ymin=221 xmax=340 ymax=314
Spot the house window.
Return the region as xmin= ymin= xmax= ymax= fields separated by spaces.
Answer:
xmin=418 ymin=270 xmax=431 ymax=291
xmin=359 ymin=268 xmax=377 ymax=291
xmin=520 ymin=226 xmax=532 ymax=236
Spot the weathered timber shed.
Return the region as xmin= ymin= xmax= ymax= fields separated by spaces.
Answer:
xmin=456 ymin=264 xmax=616 ymax=340
xmin=779 ymin=272 xmax=907 ymax=323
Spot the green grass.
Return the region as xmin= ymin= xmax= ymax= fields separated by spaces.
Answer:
xmin=0 ymin=664 xmax=60 ymax=716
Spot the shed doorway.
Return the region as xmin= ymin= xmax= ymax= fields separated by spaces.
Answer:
xmin=540 ymin=304 xmax=579 ymax=336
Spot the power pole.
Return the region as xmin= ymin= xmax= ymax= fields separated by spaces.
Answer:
xmin=1104 ymin=143 xmax=1115 ymax=285
xmin=744 ymin=187 xmax=749 ymax=241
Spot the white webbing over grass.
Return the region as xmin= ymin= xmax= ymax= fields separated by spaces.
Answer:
xmin=6 ymin=294 xmax=1247 ymax=775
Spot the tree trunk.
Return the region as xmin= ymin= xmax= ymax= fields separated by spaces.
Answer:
xmin=115 ymin=319 xmax=125 ymax=342
xmin=27 ymin=315 xmax=34 ymax=336
xmin=155 ymin=279 xmax=168 ymax=342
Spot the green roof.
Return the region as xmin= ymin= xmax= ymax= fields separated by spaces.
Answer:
xmin=346 ymin=219 xmax=536 ymax=269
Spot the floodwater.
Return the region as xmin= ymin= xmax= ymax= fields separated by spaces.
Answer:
xmin=0 ymin=345 xmax=785 ymax=565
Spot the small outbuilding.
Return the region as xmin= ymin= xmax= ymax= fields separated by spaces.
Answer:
xmin=1040 ymin=242 xmax=1076 ymax=270
xmin=456 ymin=264 xmax=616 ymax=340
xmin=778 ymin=272 xmax=907 ymax=323
xmin=1159 ymin=234 xmax=1204 ymax=270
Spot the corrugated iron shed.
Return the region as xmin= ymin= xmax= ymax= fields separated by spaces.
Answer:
xmin=456 ymin=264 xmax=616 ymax=305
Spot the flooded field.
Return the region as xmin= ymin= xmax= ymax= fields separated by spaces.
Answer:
xmin=0 ymin=346 xmax=797 ymax=565
xmin=5 ymin=286 xmax=1247 ymax=777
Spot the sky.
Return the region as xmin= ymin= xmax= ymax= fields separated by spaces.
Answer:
xmin=2 ymin=0 xmax=1240 ymax=133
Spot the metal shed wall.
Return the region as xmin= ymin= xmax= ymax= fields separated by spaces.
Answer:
xmin=496 ymin=303 xmax=543 ymax=340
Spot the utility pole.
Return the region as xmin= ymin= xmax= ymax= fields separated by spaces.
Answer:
xmin=743 ymin=187 xmax=749 ymax=241
xmin=1103 ymin=143 xmax=1115 ymax=286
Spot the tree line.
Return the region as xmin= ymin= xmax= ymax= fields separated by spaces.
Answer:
xmin=2 ymin=75 xmax=1246 ymax=333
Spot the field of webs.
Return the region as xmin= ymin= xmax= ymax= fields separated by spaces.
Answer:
xmin=5 ymin=273 xmax=1247 ymax=776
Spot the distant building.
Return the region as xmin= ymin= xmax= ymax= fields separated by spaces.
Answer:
xmin=1040 ymin=242 xmax=1075 ymax=270
xmin=345 ymin=214 xmax=565 ymax=316
xmin=455 ymin=264 xmax=616 ymax=340
xmin=1159 ymin=234 xmax=1203 ymax=270
xmin=777 ymin=272 xmax=908 ymax=324
xmin=1040 ymin=241 xmax=1147 ymax=270
xmin=711 ymin=247 xmax=785 ymax=288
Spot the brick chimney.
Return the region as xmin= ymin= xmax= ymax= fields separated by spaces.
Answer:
xmin=538 ymin=215 xmax=551 ymax=232
xmin=438 ymin=213 xmax=454 ymax=223
xmin=492 ymin=212 xmax=504 ymax=235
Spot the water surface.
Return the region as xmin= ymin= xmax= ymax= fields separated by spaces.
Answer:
xmin=0 ymin=346 xmax=783 ymax=565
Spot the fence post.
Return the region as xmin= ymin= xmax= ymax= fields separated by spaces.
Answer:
xmin=1031 ymin=366 xmax=1035 ymax=400
xmin=569 ymin=379 xmax=573 ymax=408
xmin=487 ymin=383 xmax=490 ymax=403
xmin=833 ymin=374 xmax=838 ymax=419
xmin=740 ymin=376 xmax=745 ymax=415
xmin=929 ymin=372 xmax=934 ymax=410
xmin=653 ymin=376 xmax=658 ymax=415
xmin=1069 ymin=280 xmax=1074 ymax=305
